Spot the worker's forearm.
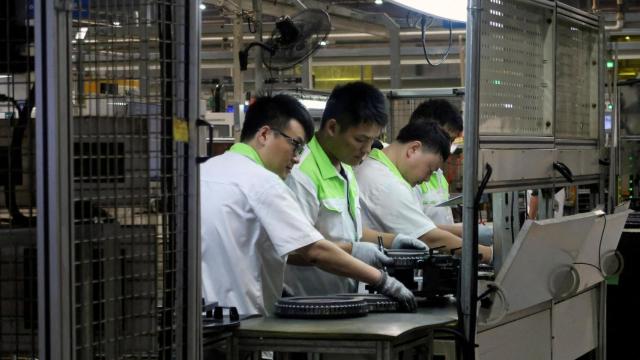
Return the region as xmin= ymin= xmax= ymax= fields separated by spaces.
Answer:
xmin=437 ymin=223 xmax=463 ymax=237
xmin=288 ymin=241 xmax=353 ymax=265
xmin=298 ymin=240 xmax=382 ymax=284
xmin=361 ymin=227 xmax=395 ymax=248
xmin=420 ymin=229 xmax=493 ymax=264
xmin=420 ymin=228 xmax=463 ymax=253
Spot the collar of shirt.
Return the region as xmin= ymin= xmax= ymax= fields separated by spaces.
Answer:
xmin=228 ymin=143 xmax=265 ymax=167
xmin=368 ymin=148 xmax=412 ymax=189
xmin=306 ymin=136 xmax=359 ymax=224
xmin=420 ymin=169 xmax=448 ymax=194
xmin=308 ymin=136 xmax=342 ymax=180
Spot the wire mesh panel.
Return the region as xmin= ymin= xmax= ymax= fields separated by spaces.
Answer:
xmin=388 ymin=94 xmax=464 ymax=140
xmin=0 ymin=1 xmax=38 ymax=358
xmin=70 ymin=0 xmax=189 ymax=358
xmin=479 ymin=0 xmax=554 ymax=137
xmin=555 ymin=16 xmax=599 ymax=140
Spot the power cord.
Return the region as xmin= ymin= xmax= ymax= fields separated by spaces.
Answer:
xmin=420 ymin=16 xmax=453 ymax=66
xmin=572 ymin=214 xmax=607 ymax=273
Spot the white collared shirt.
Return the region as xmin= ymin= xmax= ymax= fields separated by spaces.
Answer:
xmin=416 ymin=169 xmax=455 ymax=225
xmin=284 ymin=137 xmax=361 ymax=295
xmin=355 ymin=153 xmax=437 ymax=238
xmin=200 ymin=151 xmax=323 ymax=316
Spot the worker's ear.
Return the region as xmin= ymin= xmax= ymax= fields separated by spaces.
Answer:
xmin=406 ymin=141 xmax=422 ymax=159
xmin=324 ymin=118 xmax=338 ymax=137
xmin=255 ymin=125 xmax=272 ymax=147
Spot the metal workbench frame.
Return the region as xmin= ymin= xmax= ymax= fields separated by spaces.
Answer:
xmin=232 ymin=329 xmax=434 ymax=360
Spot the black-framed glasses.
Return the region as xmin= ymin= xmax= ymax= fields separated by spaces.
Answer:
xmin=272 ymin=128 xmax=305 ymax=156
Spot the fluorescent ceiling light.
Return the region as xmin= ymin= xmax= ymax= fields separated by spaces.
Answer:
xmin=300 ymin=99 xmax=326 ymax=110
xmin=0 ymin=74 xmax=11 ymax=79
xmin=75 ymin=27 xmax=88 ymax=40
xmin=387 ymin=0 xmax=466 ymax=23
xmin=200 ymin=3 xmax=206 ymax=10
xmin=375 ymin=0 xmax=383 ymax=4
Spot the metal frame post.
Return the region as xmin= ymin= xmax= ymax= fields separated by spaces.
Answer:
xmin=302 ymin=58 xmax=313 ymax=90
xmin=610 ymin=41 xmax=619 ymax=212
xmin=598 ymin=16 xmax=606 ymax=208
xmin=233 ymin=12 xmax=244 ymax=131
xmin=371 ymin=14 xmax=401 ymax=89
xmin=252 ymin=0 xmax=265 ymax=93
xmin=491 ymin=192 xmax=519 ymax=272
xmin=186 ymin=0 xmax=202 ymax=359
xmin=35 ymin=0 xmax=74 ymax=359
xmin=461 ymin=0 xmax=482 ymax=358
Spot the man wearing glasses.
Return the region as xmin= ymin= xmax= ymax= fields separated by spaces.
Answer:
xmin=200 ymin=94 xmax=416 ymax=316
xmin=284 ymin=82 xmax=427 ymax=296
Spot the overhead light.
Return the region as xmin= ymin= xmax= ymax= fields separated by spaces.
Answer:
xmin=387 ymin=0 xmax=466 ymax=23
xmin=374 ymin=0 xmax=383 ymax=4
xmin=113 ymin=21 xmax=121 ymax=27
xmin=300 ymin=99 xmax=326 ymax=110
xmin=0 ymin=74 xmax=12 ymax=79
xmin=625 ymin=36 xmax=631 ymax=40
xmin=200 ymin=3 xmax=206 ymax=10
xmin=319 ymin=40 xmax=328 ymax=46
xmin=75 ymin=27 xmax=88 ymax=40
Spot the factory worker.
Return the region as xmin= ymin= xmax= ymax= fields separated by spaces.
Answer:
xmin=409 ymin=99 xmax=493 ymax=245
xmin=410 ymin=99 xmax=462 ymax=225
xmin=355 ymin=121 xmax=493 ymax=263
xmin=201 ymin=94 xmax=416 ymax=316
xmin=284 ymin=82 xmax=427 ymax=296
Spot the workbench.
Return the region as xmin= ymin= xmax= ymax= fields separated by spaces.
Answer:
xmin=231 ymin=304 xmax=458 ymax=360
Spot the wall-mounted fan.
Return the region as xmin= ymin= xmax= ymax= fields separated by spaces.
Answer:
xmin=239 ymin=8 xmax=331 ymax=71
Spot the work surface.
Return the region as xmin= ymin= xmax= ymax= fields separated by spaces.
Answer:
xmin=237 ymin=304 xmax=458 ymax=340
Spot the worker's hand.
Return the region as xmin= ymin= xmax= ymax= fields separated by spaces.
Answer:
xmin=373 ymin=271 xmax=417 ymax=312
xmin=391 ymin=234 xmax=428 ymax=250
xmin=351 ymin=242 xmax=393 ymax=269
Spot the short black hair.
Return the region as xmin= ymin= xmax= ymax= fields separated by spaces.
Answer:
xmin=240 ymin=94 xmax=314 ymax=142
xmin=396 ymin=121 xmax=451 ymax=162
xmin=409 ymin=99 xmax=463 ymax=133
xmin=321 ymin=82 xmax=388 ymax=130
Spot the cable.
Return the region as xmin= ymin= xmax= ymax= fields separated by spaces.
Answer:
xmin=598 ymin=214 xmax=607 ymax=272
xmin=421 ymin=16 xmax=453 ymax=66
xmin=244 ymin=10 xmax=257 ymax=34
xmin=572 ymin=214 xmax=607 ymax=273
xmin=573 ymin=262 xmax=601 ymax=272
xmin=510 ymin=192 xmax=515 ymax=243
xmin=406 ymin=11 xmax=422 ymax=28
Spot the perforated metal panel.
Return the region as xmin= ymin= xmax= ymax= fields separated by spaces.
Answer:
xmin=389 ymin=97 xmax=426 ymax=140
xmin=70 ymin=1 xmax=189 ymax=359
xmin=0 ymin=0 xmax=38 ymax=358
xmin=479 ymin=0 xmax=554 ymax=137
xmin=388 ymin=93 xmax=463 ymax=140
xmin=555 ymin=17 xmax=599 ymax=140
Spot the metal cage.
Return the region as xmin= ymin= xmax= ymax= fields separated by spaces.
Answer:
xmin=0 ymin=1 xmax=38 ymax=358
xmin=34 ymin=0 xmax=200 ymax=359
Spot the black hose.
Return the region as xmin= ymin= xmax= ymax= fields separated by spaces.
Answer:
xmin=1 ymin=85 xmax=34 ymax=227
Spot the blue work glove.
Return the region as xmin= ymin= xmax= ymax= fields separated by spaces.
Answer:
xmin=351 ymin=242 xmax=394 ymax=269
xmin=372 ymin=271 xmax=417 ymax=312
xmin=391 ymin=234 xmax=428 ymax=250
